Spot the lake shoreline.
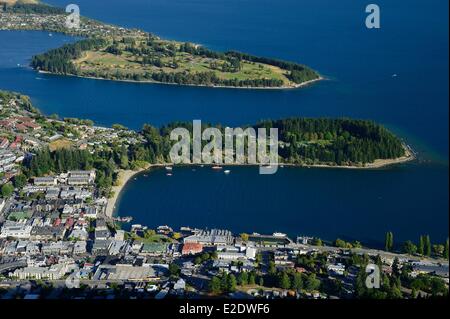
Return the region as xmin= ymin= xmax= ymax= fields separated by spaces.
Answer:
xmin=107 ymin=146 xmax=415 ymax=217
xmin=38 ymin=70 xmax=323 ymax=90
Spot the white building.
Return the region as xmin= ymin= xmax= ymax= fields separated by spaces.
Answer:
xmin=33 ymin=176 xmax=57 ymax=186
xmin=217 ymin=251 xmax=246 ymax=261
xmin=246 ymin=247 xmax=257 ymax=260
xmin=11 ymin=263 xmax=69 ymax=280
xmin=0 ymin=221 xmax=32 ymax=239
xmin=73 ymin=241 xmax=87 ymax=255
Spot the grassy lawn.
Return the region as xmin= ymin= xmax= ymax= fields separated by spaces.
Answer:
xmin=130 ymin=233 xmax=173 ymax=244
xmin=73 ymin=39 xmax=294 ymax=86
xmin=7 ymin=211 xmax=31 ymax=221
xmin=77 ymin=51 xmax=139 ymax=69
xmin=49 ymin=138 xmax=72 ymax=151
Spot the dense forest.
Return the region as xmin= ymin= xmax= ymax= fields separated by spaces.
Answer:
xmin=140 ymin=118 xmax=406 ymax=166
xmin=258 ymin=118 xmax=406 ymax=165
xmin=24 ymin=118 xmax=406 ymax=188
xmin=31 ymin=38 xmax=109 ymax=74
xmin=101 ymin=70 xmax=286 ymax=88
xmin=2 ymin=2 xmax=64 ymax=14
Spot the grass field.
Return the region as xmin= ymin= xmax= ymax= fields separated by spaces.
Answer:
xmin=49 ymin=138 xmax=72 ymax=151
xmin=72 ymin=36 xmax=300 ymax=87
xmin=7 ymin=211 xmax=31 ymax=221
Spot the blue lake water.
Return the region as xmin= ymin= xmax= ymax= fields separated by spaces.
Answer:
xmin=116 ymin=163 xmax=448 ymax=245
xmin=0 ymin=0 xmax=448 ymax=244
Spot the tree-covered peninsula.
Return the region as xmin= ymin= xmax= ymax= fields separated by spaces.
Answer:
xmin=2 ymin=88 xmax=411 ymax=193
xmin=146 ymin=118 xmax=409 ymax=166
xmin=1 ymin=1 xmax=320 ymax=88
xmin=26 ymin=117 xmax=410 ymax=177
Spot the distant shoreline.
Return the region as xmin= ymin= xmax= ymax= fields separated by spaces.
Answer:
xmin=38 ymin=70 xmax=323 ymax=90
xmin=106 ymin=146 xmax=415 ymax=218
xmin=2 ymin=6 xmax=322 ymax=90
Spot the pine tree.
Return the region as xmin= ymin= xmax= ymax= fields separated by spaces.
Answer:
xmin=227 ymin=274 xmax=237 ymax=292
xmin=385 ymin=232 xmax=394 ymax=251
xmin=209 ymin=276 xmax=221 ymax=293
xmin=292 ymin=273 xmax=303 ymax=290
xmin=238 ymin=272 xmax=248 ymax=286
xmin=220 ymin=273 xmax=228 ymax=291
xmin=418 ymin=236 xmax=425 ymax=255
xmin=444 ymin=238 xmax=449 ymax=260
xmin=425 ymin=235 xmax=431 ymax=257
xmin=279 ymin=272 xmax=291 ymax=290
xmin=248 ymin=272 xmax=256 ymax=285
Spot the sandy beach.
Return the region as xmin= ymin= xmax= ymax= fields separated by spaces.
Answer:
xmin=105 ymin=166 xmax=150 ymax=218
xmin=105 ymin=163 xmax=173 ymax=217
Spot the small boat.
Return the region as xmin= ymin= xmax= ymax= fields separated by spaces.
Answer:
xmin=114 ymin=216 xmax=133 ymax=223
xmin=49 ymin=33 xmax=53 ymax=37
xmin=392 ymin=73 xmax=398 ymax=77
xmin=224 ymin=170 xmax=231 ymax=174
xmin=273 ymin=232 xmax=287 ymax=237
xmin=166 ymin=173 xmax=172 ymax=176
xmin=212 ymin=165 xmax=222 ymax=170
xmin=165 ymin=166 xmax=173 ymax=171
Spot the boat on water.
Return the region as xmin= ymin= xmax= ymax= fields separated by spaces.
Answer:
xmin=224 ymin=170 xmax=231 ymax=174
xmin=114 ymin=216 xmax=133 ymax=223
xmin=212 ymin=165 xmax=223 ymax=170
xmin=273 ymin=232 xmax=287 ymax=237
xmin=166 ymin=173 xmax=172 ymax=176
xmin=165 ymin=166 xmax=173 ymax=171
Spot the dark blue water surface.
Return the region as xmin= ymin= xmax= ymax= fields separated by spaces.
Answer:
xmin=0 ymin=0 xmax=448 ymax=243
xmin=116 ymin=163 xmax=448 ymax=245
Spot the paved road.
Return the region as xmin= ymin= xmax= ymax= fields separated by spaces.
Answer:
xmin=289 ymin=243 xmax=449 ymax=269
xmin=0 ymin=261 xmax=27 ymax=274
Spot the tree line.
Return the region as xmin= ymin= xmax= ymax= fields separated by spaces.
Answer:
xmin=31 ymin=38 xmax=109 ymax=74
xmin=22 ymin=118 xmax=407 ymax=196
xmin=179 ymin=43 xmax=320 ymax=84
xmin=3 ymin=2 xmax=65 ymax=14
xmin=23 ymin=148 xmax=116 ymax=195
xmin=259 ymin=118 xmax=406 ymax=165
